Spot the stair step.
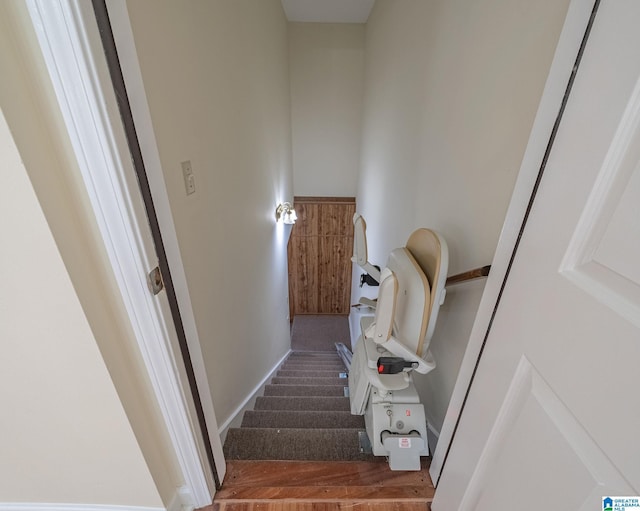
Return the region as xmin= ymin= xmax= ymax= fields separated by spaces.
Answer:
xmin=287 ymin=352 xmax=341 ymax=358
xmin=282 ymin=362 xmax=346 ymax=370
xmin=284 ymin=357 xmax=344 ymax=364
xmin=255 ymin=396 xmax=350 ymax=411
xmin=285 ymin=360 xmax=343 ymax=366
xmin=222 ymin=460 xmax=431 ymax=487
xmin=277 ymin=369 xmax=347 ymax=378
xmin=223 ymin=428 xmax=373 ymax=461
xmin=271 ymin=376 xmax=348 ymax=386
xmin=215 ymin=461 xmax=434 ymax=508
xmin=241 ymin=410 xmax=364 ymax=429
xmin=264 ymin=384 xmax=346 ymax=397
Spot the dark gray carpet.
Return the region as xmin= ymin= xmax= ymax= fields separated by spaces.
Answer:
xmin=290 ymin=315 xmax=351 ymax=352
xmin=224 ymin=428 xmax=371 ymax=461
xmin=276 ymin=369 xmax=347 ymax=378
xmin=254 ymin=395 xmax=351 ymax=411
xmin=263 ymin=384 xmax=346 ymax=397
xmin=271 ymin=376 xmax=348 ymax=386
xmin=241 ymin=410 xmax=364 ymax=429
xmin=223 ymin=351 xmax=371 ymax=461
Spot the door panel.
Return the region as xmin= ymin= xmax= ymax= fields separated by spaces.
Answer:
xmin=288 ymin=236 xmax=319 ymax=314
xmin=288 ymin=197 xmax=355 ymax=316
xmin=435 ymin=1 xmax=640 ymax=508
xmin=464 ymin=358 xmax=633 ymax=510
xmin=319 ymin=235 xmax=352 ymax=313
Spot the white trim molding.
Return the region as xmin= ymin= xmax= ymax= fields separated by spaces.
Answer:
xmin=103 ymin=0 xmax=226 ymax=483
xmin=218 ymin=349 xmax=291 ymax=440
xmin=24 ymin=0 xmax=213 ymax=506
xmin=167 ymin=487 xmax=195 ymax=511
xmin=0 ymin=505 xmax=163 ymax=511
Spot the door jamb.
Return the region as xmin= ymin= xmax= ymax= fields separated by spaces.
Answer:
xmin=24 ymin=0 xmax=224 ymax=506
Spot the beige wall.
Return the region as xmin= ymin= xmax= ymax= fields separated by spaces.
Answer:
xmin=123 ymin=0 xmax=293 ymax=427
xmin=289 ymin=22 xmax=364 ymax=197
xmin=0 ymin=108 xmax=161 ymax=506
xmin=354 ymin=0 xmax=570 ymax=436
xmin=0 ymin=2 xmax=192 ymax=505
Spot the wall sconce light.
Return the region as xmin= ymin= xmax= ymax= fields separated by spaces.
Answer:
xmin=275 ymin=202 xmax=297 ymax=224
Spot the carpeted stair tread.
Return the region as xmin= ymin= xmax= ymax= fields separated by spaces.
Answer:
xmin=287 ymin=354 xmax=342 ymax=360
xmin=223 ymin=428 xmax=373 ymax=461
xmin=290 ymin=315 xmax=350 ymax=352
xmin=284 ymin=358 xmax=343 ymax=364
xmin=284 ymin=357 xmax=344 ymax=364
xmin=255 ymin=396 xmax=350 ymax=411
xmin=287 ymin=353 xmax=342 ymax=358
xmin=264 ymin=384 xmax=347 ymax=397
xmin=240 ymin=410 xmax=364 ymax=429
xmin=282 ymin=363 xmax=346 ymax=371
xmin=280 ymin=366 xmax=345 ymax=373
xmin=222 ymin=339 xmax=363 ymax=463
xmin=285 ymin=356 xmax=342 ymax=364
xmin=271 ymin=376 xmax=348 ymax=386
xmin=277 ymin=369 xmax=347 ymax=378
xmin=287 ymin=352 xmax=342 ymax=358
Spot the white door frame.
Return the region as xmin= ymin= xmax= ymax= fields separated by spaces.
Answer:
xmin=430 ymin=0 xmax=598 ymax=486
xmin=25 ymin=0 xmax=224 ymax=507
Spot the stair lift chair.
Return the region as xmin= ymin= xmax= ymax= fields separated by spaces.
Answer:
xmin=349 ymin=217 xmax=448 ymax=470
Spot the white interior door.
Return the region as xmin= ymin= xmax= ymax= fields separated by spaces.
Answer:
xmin=434 ymin=1 xmax=640 ymax=509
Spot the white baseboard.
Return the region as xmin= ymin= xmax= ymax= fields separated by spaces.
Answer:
xmin=167 ymin=486 xmax=194 ymax=511
xmin=427 ymin=422 xmax=440 ymax=456
xmin=0 ymin=504 xmax=164 ymax=511
xmin=217 ymin=349 xmax=291 ymax=441
xmin=0 ymin=485 xmax=195 ymax=511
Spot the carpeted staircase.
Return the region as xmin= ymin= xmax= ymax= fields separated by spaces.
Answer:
xmin=223 ymin=351 xmax=373 ymax=461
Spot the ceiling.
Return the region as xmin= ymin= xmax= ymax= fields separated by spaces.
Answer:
xmin=280 ymin=0 xmax=375 ymax=23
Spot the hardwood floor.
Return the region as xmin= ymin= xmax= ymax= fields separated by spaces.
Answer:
xmin=207 ymin=459 xmax=434 ymax=511
xmin=212 ymin=503 xmax=430 ymax=510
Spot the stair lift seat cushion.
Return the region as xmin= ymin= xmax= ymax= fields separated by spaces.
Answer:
xmin=384 ymin=248 xmax=431 ymax=357
xmin=405 ymin=228 xmax=449 ymax=353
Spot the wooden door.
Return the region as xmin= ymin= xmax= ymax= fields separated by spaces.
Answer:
xmin=434 ymin=1 xmax=640 ymax=509
xmin=288 ymin=197 xmax=355 ymax=318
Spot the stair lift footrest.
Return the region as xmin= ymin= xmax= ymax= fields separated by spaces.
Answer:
xmin=381 ymin=431 xmax=424 ymax=471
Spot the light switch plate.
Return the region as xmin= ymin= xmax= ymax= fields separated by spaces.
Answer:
xmin=181 ymin=160 xmax=195 ymax=195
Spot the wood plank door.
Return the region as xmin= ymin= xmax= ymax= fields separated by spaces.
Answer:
xmin=288 ymin=197 xmax=355 ymax=318
xmin=434 ymin=1 xmax=640 ymax=509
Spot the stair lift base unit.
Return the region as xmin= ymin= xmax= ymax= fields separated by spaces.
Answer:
xmin=365 ymin=392 xmax=429 ymax=470
xmin=349 ymin=220 xmax=448 ymax=471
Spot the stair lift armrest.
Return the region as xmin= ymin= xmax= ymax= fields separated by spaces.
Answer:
xmin=363 ymin=267 xmax=396 ymax=342
xmin=379 ymin=337 xmax=435 ymax=375
xmin=352 ymin=213 xmax=381 ymax=283
xmin=357 ymin=296 xmax=377 ymax=309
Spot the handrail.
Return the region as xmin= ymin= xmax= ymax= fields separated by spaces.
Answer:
xmin=445 ymin=265 xmax=491 ymax=286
